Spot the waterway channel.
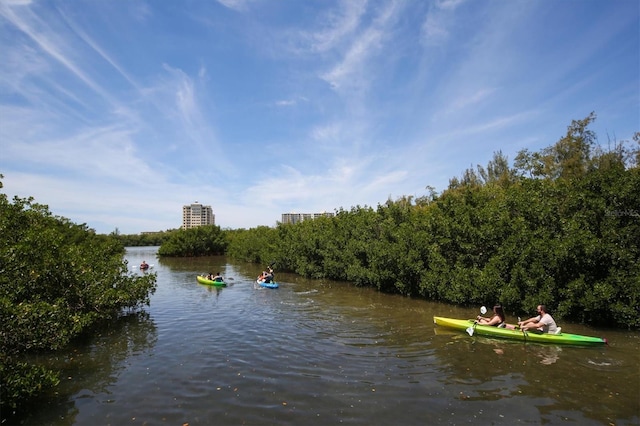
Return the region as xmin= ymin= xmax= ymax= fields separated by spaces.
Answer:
xmin=12 ymin=246 xmax=640 ymax=425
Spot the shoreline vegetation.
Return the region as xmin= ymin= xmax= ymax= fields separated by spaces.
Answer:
xmin=155 ymin=114 xmax=639 ymax=330
xmin=1 ymin=114 xmax=638 ymax=417
xmin=0 ymin=176 xmax=158 ymax=420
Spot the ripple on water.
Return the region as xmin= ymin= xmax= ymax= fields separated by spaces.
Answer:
xmin=34 ymin=251 xmax=638 ymax=426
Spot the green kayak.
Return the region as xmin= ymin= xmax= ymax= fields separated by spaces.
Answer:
xmin=196 ymin=275 xmax=227 ymax=287
xmin=433 ymin=316 xmax=607 ymax=346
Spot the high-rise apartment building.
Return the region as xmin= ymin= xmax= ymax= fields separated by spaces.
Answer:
xmin=182 ymin=201 xmax=215 ymax=229
xmin=281 ymin=212 xmax=334 ymax=225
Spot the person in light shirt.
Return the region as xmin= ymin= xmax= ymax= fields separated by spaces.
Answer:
xmin=518 ymin=304 xmax=558 ymax=333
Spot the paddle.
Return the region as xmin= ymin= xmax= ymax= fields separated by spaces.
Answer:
xmin=466 ymin=306 xmax=487 ymax=336
xmin=517 ymin=316 xmax=528 ymax=342
xmin=260 ymin=262 xmax=276 ymax=283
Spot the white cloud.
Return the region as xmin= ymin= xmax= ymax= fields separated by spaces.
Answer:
xmin=1 ymin=0 xmax=636 ymax=235
xmin=308 ymin=0 xmax=368 ymax=53
xmin=0 ymin=2 xmax=115 ymax=104
xmin=320 ymin=1 xmax=401 ymax=92
xmin=420 ymin=0 xmax=466 ymax=46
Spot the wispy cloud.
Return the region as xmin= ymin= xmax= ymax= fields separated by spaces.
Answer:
xmin=420 ymin=0 xmax=466 ymax=46
xmin=56 ymin=5 xmax=140 ymax=91
xmin=1 ymin=0 xmax=636 ymax=233
xmin=273 ymin=96 xmax=308 ymax=107
xmin=307 ymin=0 xmax=368 ymax=53
xmin=320 ymin=1 xmax=402 ymax=92
xmin=0 ymin=2 xmax=116 ymax=106
xmin=216 ymin=0 xmax=255 ymax=13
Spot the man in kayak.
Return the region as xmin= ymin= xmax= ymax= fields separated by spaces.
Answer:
xmin=518 ymin=305 xmax=558 ymax=333
xmin=259 ymin=266 xmax=274 ymax=283
xmin=212 ymin=272 xmax=224 ymax=282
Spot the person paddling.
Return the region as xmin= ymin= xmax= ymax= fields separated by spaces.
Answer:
xmin=518 ymin=304 xmax=558 ymax=334
xmin=258 ymin=266 xmax=274 ymax=283
xmin=476 ymin=305 xmax=506 ymax=327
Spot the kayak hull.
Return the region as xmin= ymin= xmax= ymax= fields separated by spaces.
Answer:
xmin=433 ymin=316 xmax=607 ymax=346
xmin=257 ymin=279 xmax=279 ymax=289
xmin=197 ymin=276 xmax=227 ymax=287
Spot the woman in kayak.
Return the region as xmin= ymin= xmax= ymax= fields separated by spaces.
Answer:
xmin=258 ymin=266 xmax=274 ymax=283
xmin=518 ymin=305 xmax=558 ymax=333
xmin=476 ymin=305 xmax=506 ymax=327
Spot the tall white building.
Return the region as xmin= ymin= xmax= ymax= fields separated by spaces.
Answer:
xmin=281 ymin=212 xmax=334 ymax=225
xmin=182 ymin=201 xmax=215 ymax=229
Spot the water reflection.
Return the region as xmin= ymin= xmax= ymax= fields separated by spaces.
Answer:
xmin=198 ymin=282 xmax=225 ymax=301
xmin=436 ymin=332 xmax=639 ymax=424
xmin=469 ymin=338 xmax=563 ymax=365
xmin=10 ymin=250 xmax=639 ymax=426
xmin=530 ymin=345 xmax=561 ymax=365
xmin=13 ymin=311 xmax=157 ymax=425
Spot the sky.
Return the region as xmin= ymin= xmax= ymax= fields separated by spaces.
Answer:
xmin=1 ymin=0 xmax=638 ymax=234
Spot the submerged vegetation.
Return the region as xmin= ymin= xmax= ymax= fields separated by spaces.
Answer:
xmin=223 ymin=114 xmax=640 ymax=329
xmin=0 ymin=176 xmax=157 ymax=418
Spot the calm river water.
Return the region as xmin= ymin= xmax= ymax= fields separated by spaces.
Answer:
xmin=12 ymin=246 xmax=640 ymax=425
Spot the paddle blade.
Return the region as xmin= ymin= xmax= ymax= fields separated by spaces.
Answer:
xmin=466 ymin=326 xmax=475 ymax=336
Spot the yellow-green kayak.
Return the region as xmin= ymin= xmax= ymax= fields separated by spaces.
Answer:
xmin=196 ymin=275 xmax=227 ymax=287
xmin=433 ymin=316 xmax=607 ymax=346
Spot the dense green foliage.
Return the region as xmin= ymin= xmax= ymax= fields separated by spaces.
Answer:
xmin=224 ymin=115 xmax=640 ymax=328
xmin=0 ymin=179 xmax=157 ymax=417
xmin=157 ymin=225 xmax=228 ymax=256
xmin=112 ymin=229 xmax=176 ymax=247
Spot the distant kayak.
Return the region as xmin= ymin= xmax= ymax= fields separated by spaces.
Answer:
xmin=197 ymin=275 xmax=227 ymax=287
xmin=257 ymin=279 xmax=278 ymax=289
xmin=433 ymin=316 xmax=607 ymax=346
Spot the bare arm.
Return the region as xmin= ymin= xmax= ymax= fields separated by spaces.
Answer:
xmin=518 ymin=315 xmax=539 ymax=327
xmin=477 ymin=316 xmax=501 ymax=326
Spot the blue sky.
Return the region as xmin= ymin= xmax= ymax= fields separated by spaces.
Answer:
xmin=1 ymin=0 xmax=638 ymax=234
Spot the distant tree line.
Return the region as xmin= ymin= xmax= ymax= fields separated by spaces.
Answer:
xmin=0 ymin=177 xmax=157 ymax=420
xmin=156 ymin=225 xmax=228 ymax=257
xmin=113 ymin=227 xmax=228 ymax=255
xmin=222 ymin=114 xmax=640 ymax=328
xmin=112 ymin=229 xmax=176 ymax=247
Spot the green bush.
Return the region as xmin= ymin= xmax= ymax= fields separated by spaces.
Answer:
xmin=157 ymin=225 xmax=227 ymax=257
xmin=222 ymin=117 xmax=639 ymax=328
xmin=0 ymin=178 xmax=157 ymax=415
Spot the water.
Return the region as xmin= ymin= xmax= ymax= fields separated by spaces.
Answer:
xmin=10 ymin=247 xmax=640 ymax=425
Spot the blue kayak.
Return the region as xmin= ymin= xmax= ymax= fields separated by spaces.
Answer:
xmin=257 ymin=279 xmax=279 ymax=289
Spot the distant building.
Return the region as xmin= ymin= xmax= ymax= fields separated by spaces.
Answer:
xmin=182 ymin=201 xmax=215 ymax=229
xmin=281 ymin=212 xmax=334 ymax=225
